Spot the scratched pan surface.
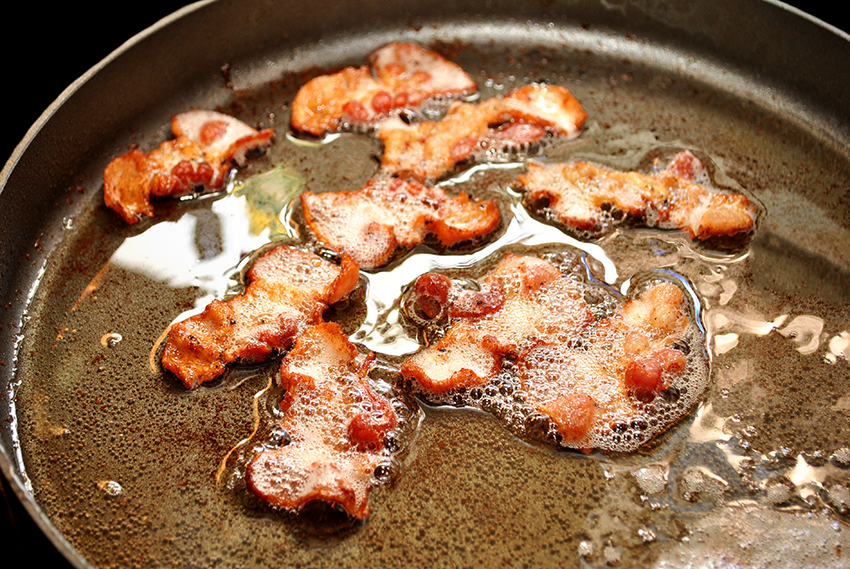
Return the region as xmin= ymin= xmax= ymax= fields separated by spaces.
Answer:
xmin=2 ymin=1 xmax=850 ymax=567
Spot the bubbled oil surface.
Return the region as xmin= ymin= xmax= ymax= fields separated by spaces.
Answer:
xmin=10 ymin=33 xmax=850 ymax=569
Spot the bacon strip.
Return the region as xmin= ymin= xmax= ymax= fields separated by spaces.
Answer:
xmin=401 ymin=255 xmax=697 ymax=450
xmin=378 ymin=84 xmax=587 ymax=182
xmin=290 ymin=42 xmax=477 ymax=136
xmin=516 ymin=150 xmax=757 ymax=240
xmin=104 ymin=110 xmax=274 ymax=224
xmin=400 ymin=254 xmax=595 ymax=394
xmin=301 ymin=177 xmax=501 ymax=269
xmin=161 ymin=245 xmax=360 ymax=388
xmin=245 ymin=322 xmax=398 ymax=519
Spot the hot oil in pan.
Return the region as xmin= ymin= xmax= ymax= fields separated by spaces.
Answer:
xmin=11 ymin=47 xmax=850 ymax=567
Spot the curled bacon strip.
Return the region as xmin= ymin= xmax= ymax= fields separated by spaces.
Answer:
xmin=104 ymin=110 xmax=274 ymax=224
xmin=245 ymin=322 xmax=398 ymax=519
xmin=516 ymin=150 xmax=757 ymax=240
xmin=161 ymin=245 xmax=360 ymax=388
xmin=290 ymin=42 xmax=477 ymax=136
xmin=301 ymin=177 xmax=501 ymax=269
xmin=378 ymin=84 xmax=587 ymax=182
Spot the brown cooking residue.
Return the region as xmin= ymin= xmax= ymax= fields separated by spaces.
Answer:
xmin=215 ymin=373 xmax=274 ymax=486
xmin=71 ymin=261 xmax=113 ymax=312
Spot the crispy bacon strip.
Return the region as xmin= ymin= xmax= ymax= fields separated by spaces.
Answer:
xmin=516 ymin=282 xmax=690 ymax=446
xmin=378 ymin=84 xmax=587 ymax=182
xmin=301 ymin=177 xmax=501 ymax=269
xmin=161 ymin=245 xmax=360 ymax=388
xmin=516 ymin=150 xmax=757 ymax=240
xmin=401 ymin=255 xmax=595 ymax=394
xmin=245 ymin=322 xmax=398 ymax=519
xmin=104 ymin=110 xmax=274 ymax=224
xmin=290 ymin=42 xmax=477 ymax=136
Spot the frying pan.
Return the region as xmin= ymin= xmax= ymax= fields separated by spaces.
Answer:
xmin=2 ymin=1 xmax=849 ymax=567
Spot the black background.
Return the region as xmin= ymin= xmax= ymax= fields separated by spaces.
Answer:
xmin=0 ymin=1 xmax=846 ymax=566
xmin=2 ymin=2 xmax=847 ymax=167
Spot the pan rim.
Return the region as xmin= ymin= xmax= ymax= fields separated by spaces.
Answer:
xmin=1 ymin=1 xmax=848 ymax=567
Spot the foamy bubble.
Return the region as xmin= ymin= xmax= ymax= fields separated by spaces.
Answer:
xmin=632 ymin=463 xmax=669 ymax=495
xmin=761 ymin=475 xmax=796 ymax=505
xmin=678 ymin=466 xmax=729 ymax=502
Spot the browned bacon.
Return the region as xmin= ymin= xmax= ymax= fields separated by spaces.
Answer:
xmin=516 ymin=150 xmax=757 ymax=240
xmin=290 ymin=42 xmax=477 ymax=136
xmin=401 ymin=255 xmax=697 ymax=450
xmin=104 ymin=110 xmax=274 ymax=224
xmin=400 ymin=255 xmax=595 ymax=394
xmin=245 ymin=322 xmax=398 ymax=519
xmin=300 ymin=177 xmax=501 ymax=269
xmin=161 ymin=245 xmax=360 ymax=388
xmin=378 ymin=84 xmax=587 ymax=182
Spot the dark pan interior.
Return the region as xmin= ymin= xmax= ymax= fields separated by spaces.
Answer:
xmin=2 ymin=1 xmax=849 ymax=567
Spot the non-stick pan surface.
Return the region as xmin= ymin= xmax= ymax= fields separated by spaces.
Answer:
xmin=2 ymin=1 xmax=850 ymax=567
